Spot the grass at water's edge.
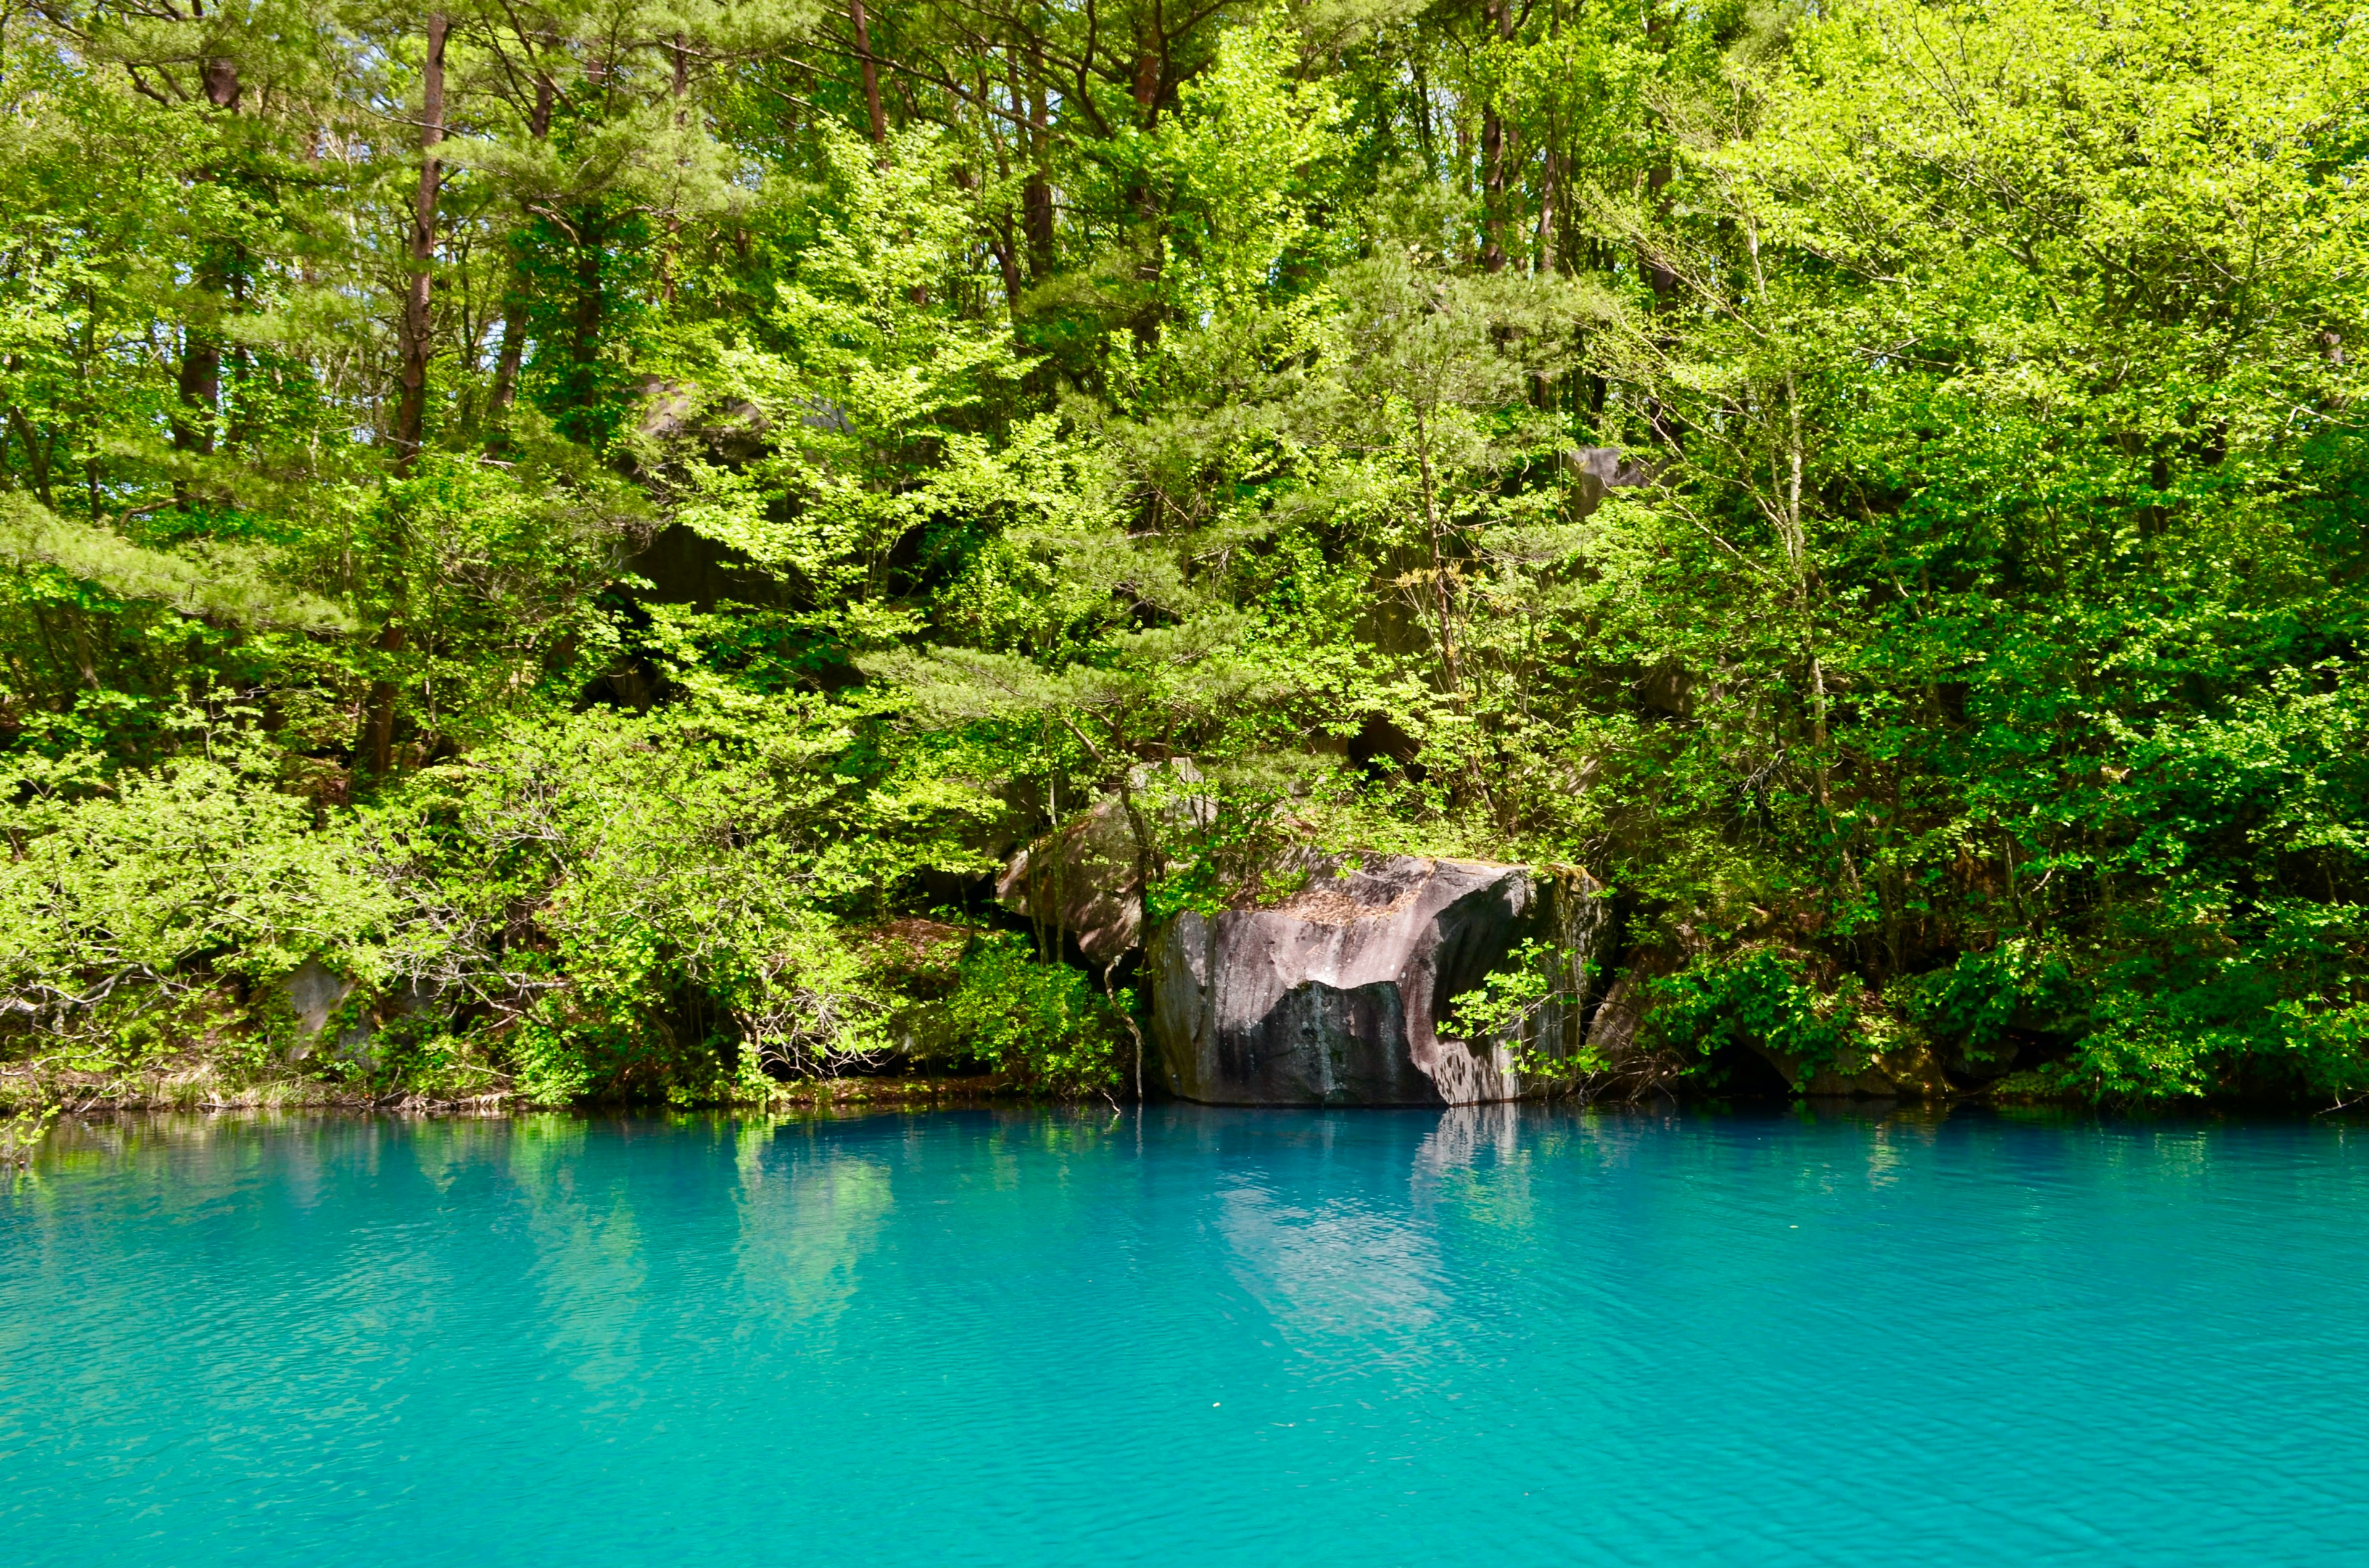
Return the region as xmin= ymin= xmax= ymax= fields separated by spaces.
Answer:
xmin=0 ymin=1065 xmax=1019 ymax=1118
xmin=2 ymin=1075 xmax=2135 ymax=1125
xmin=17 ymin=1050 xmax=2334 ymax=1121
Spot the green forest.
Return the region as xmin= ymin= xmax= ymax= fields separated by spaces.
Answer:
xmin=0 ymin=0 xmax=2362 ymax=1112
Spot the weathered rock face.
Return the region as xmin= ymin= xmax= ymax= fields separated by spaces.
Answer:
xmin=1562 ymin=445 xmax=1656 ymax=517
xmin=994 ymin=795 xmax=1147 ymax=966
xmin=283 ymin=957 xmax=378 ymax=1068
xmin=1149 ymin=855 xmax=1581 ymax=1107
xmin=285 ymin=957 xmax=355 ymax=1041
xmin=278 ymin=959 xmax=437 ymax=1069
xmin=995 ymin=762 xmax=1211 ymax=966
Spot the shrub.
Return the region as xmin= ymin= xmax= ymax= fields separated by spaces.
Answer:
xmin=941 ymin=933 xmax=1130 ymax=1098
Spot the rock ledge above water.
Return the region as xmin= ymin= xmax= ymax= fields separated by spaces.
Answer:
xmin=1148 ymin=854 xmax=1581 ymax=1107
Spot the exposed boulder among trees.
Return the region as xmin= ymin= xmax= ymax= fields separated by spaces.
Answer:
xmin=1149 ymin=855 xmax=1554 ymax=1105
xmin=998 ymin=807 xmax=1619 ymax=1104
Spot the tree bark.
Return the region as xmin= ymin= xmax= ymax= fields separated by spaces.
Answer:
xmin=660 ymin=33 xmax=690 ymax=303
xmin=202 ymin=57 xmax=240 ymax=109
xmin=370 ymin=14 xmax=444 ymax=777
xmin=850 ymin=0 xmax=886 ymax=145
xmin=393 ymin=12 xmax=449 ymax=467
xmin=1641 ymin=160 xmax=1682 ymax=449
xmin=1534 ymin=148 xmax=1556 ymax=274
xmin=1479 ymin=0 xmax=1510 ymax=273
xmin=1020 ymin=37 xmax=1054 ymax=281
xmin=568 ymin=220 xmax=605 ymax=406
xmin=174 ymin=60 xmax=237 ymax=458
xmin=172 ymin=307 xmax=221 ymax=457
xmin=7 ymin=406 xmax=54 ymax=506
xmin=1133 ymin=47 xmax=1159 ymax=121
xmin=360 ymin=624 xmax=405 ymax=777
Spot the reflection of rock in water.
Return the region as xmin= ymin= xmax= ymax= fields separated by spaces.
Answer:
xmin=1415 ymin=1102 xmax=1523 ymax=1174
xmin=1215 ymin=1176 xmax=1444 ymax=1343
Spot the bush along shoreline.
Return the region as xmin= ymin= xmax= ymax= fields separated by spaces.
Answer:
xmin=2 ymin=0 xmax=2363 ymax=1113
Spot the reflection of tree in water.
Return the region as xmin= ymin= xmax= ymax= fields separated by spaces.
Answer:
xmin=506 ymin=1118 xmax=651 ymax=1408
xmin=1219 ymin=1179 xmax=1446 ymax=1355
xmin=729 ymin=1123 xmax=893 ymax=1349
xmin=1212 ymin=1109 xmax=1572 ymax=1358
xmin=1414 ymin=1102 xmax=1569 ymax=1255
xmin=408 ymin=1115 xmax=512 ymax=1197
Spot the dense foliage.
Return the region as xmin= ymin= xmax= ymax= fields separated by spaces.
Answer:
xmin=0 ymin=0 xmax=2362 ymax=1105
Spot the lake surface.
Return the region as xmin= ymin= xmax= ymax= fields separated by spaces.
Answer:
xmin=4 ymin=1106 xmax=2367 ymax=1566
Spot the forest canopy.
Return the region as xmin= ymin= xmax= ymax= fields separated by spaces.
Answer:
xmin=0 ymin=0 xmax=2363 ymax=1105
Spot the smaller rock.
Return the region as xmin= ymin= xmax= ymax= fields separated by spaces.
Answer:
xmin=280 ymin=960 xmax=439 ymax=1070
xmin=1563 ymin=446 xmax=1657 ymax=518
xmin=996 ymin=762 xmax=1210 ymax=965
xmin=1584 ymin=969 xmax=1652 ymax=1067
xmin=285 ymin=957 xmax=353 ymax=1041
xmin=996 ymin=796 xmax=1147 ymax=965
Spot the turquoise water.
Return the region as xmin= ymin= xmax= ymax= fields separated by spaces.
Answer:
xmin=4 ymin=1107 xmax=2367 ymax=1565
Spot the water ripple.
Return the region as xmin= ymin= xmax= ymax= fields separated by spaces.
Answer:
xmin=5 ymin=1107 xmax=2368 ymax=1566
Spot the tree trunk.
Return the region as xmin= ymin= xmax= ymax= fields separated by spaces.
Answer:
xmin=1643 ymin=163 xmax=1678 ymax=308
xmin=202 ymin=57 xmax=241 ymax=109
xmin=359 ymin=624 xmax=405 ymax=777
xmin=172 ymin=311 xmax=221 ymax=457
xmin=175 ymin=59 xmax=237 ymax=460
xmin=553 ymin=206 xmax=611 ymax=434
xmin=1125 ymin=34 xmax=1164 ymax=325
xmin=1133 ymin=47 xmax=1159 ymax=122
xmin=1020 ymin=38 xmax=1054 ymax=281
xmin=393 ymin=12 xmax=449 ymax=466
xmin=1641 ymin=160 xmax=1682 ymax=449
xmin=1479 ymin=0 xmax=1510 ymax=273
xmin=850 ymin=0 xmax=886 ymax=145
xmin=1531 ymin=149 xmax=1559 ymax=407
xmin=1534 ymin=148 xmax=1556 ymax=274
xmin=1639 ymin=0 xmax=1681 ymax=451
xmin=7 ymin=406 xmax=54 ymax=506
xmin=370 ymin=15 xmax=444 ymax=777
xmin=660 ymin=33 xmax=689 ymax=303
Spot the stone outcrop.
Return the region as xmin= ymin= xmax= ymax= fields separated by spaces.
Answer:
xmin=995 ymin=794 xmax=1149 ymax=965
xmin=1147 ymin=855 xmax=1599 ymax=1107
xmin=279 ymin=959 xmax=439 ymax=1068
xmin=286 ymin=956 xmax=355 ymax=1040
xmin=1563 ymin=445 xmax=1656 ymax=518
xmin=992 ymin=774 xmax=1619 ymax=1104
xmin=995 ymin=762 xmax=1210 ymax=965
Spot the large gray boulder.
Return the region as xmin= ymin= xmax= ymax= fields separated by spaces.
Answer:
xmin=1148 ymin=855 xmax=1593 ymax=1106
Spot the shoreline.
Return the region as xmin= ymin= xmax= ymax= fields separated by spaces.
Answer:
xmin=0 ymin=1069 xmax=1022 ymax=1120
xmin=10 ymin=1079 xmax=2358 ymax=1126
